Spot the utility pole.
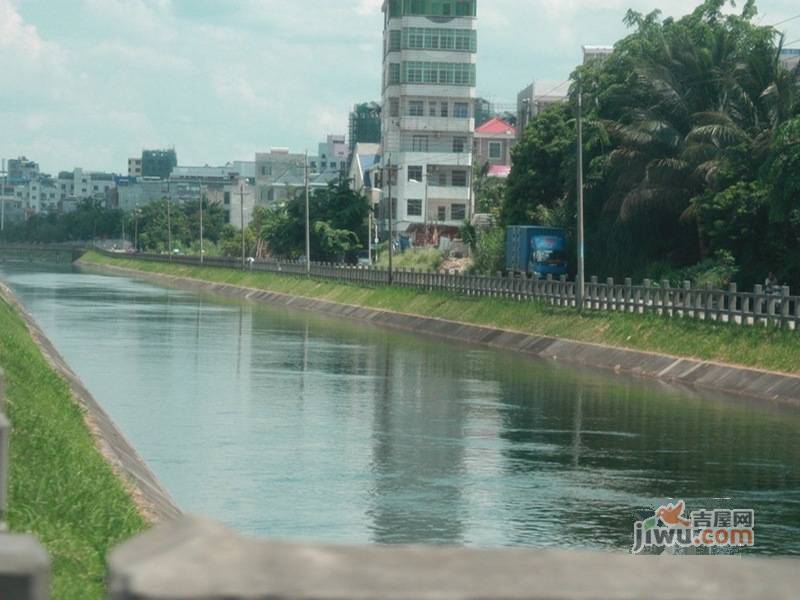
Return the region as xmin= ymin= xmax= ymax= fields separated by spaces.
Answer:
xmin=424 ymin=167 xmax=430 ymax=246
xmin=134 ymin=209 xmax=139 ymax=252
xmin=199 ymin=188 xmax=204 ymax=265
xmin=304 ymin=152 xmax=311 ymax=276
xmin=576 ymin=81 xmax=586 ymax=312
xmin=387 ymin=156 xmax=394 ymax=284
xmin=240 ymin=184 xmax=246 ymax=269
xmin=1 ymin=159 xmax=6 ymax=233
xmin=166 ymin=196 xmax=172 ymax=262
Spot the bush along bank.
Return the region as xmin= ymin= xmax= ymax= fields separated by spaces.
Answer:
xmin=0 ymin=291 xmax=147 ymax=599
xmin=80 ymin=251 xmax=800 ymax=376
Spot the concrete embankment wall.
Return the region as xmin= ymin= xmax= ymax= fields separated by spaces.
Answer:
xmin=0 ymin=281 xmax=180 ymax=524
xmin=79 ymin=261 xmax=800 ymax=409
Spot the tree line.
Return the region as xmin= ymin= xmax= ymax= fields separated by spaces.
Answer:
xmin=476 ymin=0 xmax=800 ymax=288
xmin=0 ymin=181 xmax=370 ymax=264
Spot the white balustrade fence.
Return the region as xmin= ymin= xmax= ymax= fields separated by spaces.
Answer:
xmin=99 ymin=251 xmax=800 ymax=331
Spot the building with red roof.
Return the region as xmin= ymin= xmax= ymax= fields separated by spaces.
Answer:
xmin=473 ymin=117 xmax=516 ymax=177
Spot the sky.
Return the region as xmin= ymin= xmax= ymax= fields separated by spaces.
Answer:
xmin=2 ymin=0 xmax=799 ymax=174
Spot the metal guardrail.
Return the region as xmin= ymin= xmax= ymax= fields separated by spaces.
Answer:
xmin=97 ymin=250 xmax=800 ymax=332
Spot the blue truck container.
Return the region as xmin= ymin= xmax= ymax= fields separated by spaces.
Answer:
xmin=505 ymin=226 xmax=568 ymax=277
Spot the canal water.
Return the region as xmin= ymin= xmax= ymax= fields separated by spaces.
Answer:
xmin=1 ymin=262 xmax=799 ymax=554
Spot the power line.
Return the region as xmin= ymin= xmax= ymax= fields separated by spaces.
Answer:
xmin=772 ymin=14 xmax=800 ymax=27
xmin=539 ymin=80 xmax=570 ymax=97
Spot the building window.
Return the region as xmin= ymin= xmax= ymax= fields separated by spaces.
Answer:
xmin=441 ymin=102 xmax=449 ymax=117
xmin=454 ymin=102 xmax=469 ymax=118
xmin=429 ymin=102 xmax=438 ymax=117
xmin=452 ymin=170 xmax=468 ymax=187
xmin=451 ymin=203 xmax=466 ymax=220
xmin=411 ymin=136 xmax=429 ymax=152
xmin=389 ymin=97 xmax=400 ymax=117
xmin=453 ymin=137 xmax=466 ymax=153
xmin=489 ymin=142 xmax=503 ymax=160
xmin=224 ymin=192 xmax=231 ymax=205
xmin=402 ymin=61 xmax=475 ymax=86
xmin=408 ymin=100 xmax=424 ymax=116
xmin=389 ymin=63 xmax=401 ymax=85
xmin=389 ymin=30 xmax=401 ymax=52
xmin=407 ymin=199 xmax=422 ymax=216
xmin=408 ymin=166 xmax=423 ymax=182
xmin=436 ymin=171 xmax=448 ymax=186
xmin=437 ymin=206 xmax=447 ymax=221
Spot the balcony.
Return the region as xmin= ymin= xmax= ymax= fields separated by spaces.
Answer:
xmin=399 ymin=116 xmax=474 ymax=133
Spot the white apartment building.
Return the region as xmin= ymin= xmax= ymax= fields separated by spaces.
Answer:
xmin=380 ymin=0 xmax=478 ymax=237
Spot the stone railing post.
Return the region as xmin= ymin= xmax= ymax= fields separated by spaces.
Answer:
xmin=754 ymin=284 xmax=764 ymax=326
xmin=728 ymin=283 xmax=737 ymax=325
xmin=781 ymin=286 xmax=791 ymax=329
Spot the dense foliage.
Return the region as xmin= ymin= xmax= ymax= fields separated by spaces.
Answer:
xmin=494 ymin=0 xmax=800 ymax=287
xmin=256 ymin=181 xmax=370 ymax=263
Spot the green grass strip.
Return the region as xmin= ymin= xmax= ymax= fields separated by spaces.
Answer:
xmin=0 ymin=295 xmax=146 ymax=599
xmin=81 ymin=251 xmax=800 ymax=375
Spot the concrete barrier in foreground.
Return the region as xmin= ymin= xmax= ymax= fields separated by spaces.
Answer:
xmin=0 ymin=535 xmax=50 ymax=600
xmin=0 ymin=369 xmax=51 ymax=599
xmin=107 ymin=515 xmax=799 ymax=600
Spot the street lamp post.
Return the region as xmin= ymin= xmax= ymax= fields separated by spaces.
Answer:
xmin=576 ymin=81 xmax=586 ymax=312
xmin=386 ymin=157 xmax=395 ymax=284
xmin=166 ymin=197 xmax=172 ymax=262
xmin=304 ymin=152 xmax=311 ymax=277
xmin=199 ymin=189 xmax=204 ymax=265
xmin=240 ymin=184 xmax=246 ymax=269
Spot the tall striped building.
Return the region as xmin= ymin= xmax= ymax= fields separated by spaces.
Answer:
xmin=380 ymin=0 xmax=478 ymax=239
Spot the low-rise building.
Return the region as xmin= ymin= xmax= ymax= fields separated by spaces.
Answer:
xmin=205 ymin=177 xmax=256 ymax=229
xmin=7 ymin=156 xmax=39 ymax=184
xmin=582 ymin=45 xmax=613 ymax=64
xmin=255 ymin=139 xmax=346 ymax=208
xmin=473 ymin=117 xmax=516 ymax=178
xmin=780 ymin=48 xmax=800 ymax=71
xmin=128 ymin=158 xmax=142 ymax=177
xmin=349 ymin=103 xmax=382 ymax=153
xmin=141 ymin=149 xmax=178 ymax=180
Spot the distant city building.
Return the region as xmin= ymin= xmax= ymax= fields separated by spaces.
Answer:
xmin=0 ymin=180 xmax=24 ymax=224
xmin=474 ymin=97 xmax=493 ymax=128
xmin=128 ymin=158 xmax=142 ymax=177
xmin=255 ymin=139 xmax=346 ymax=207
xmin=205 ymin=177 xmax=256 ymax=229
xmin=780 ymin=48 xmax=800 ymax=71
xmin=380 ymin=0 xmax=479 ymax=238
xmin=348 ymin=142 xmax=382 ymax=207
xmin=473 ymin=117 xmax=516 ymax=178
xmin=317 ymin=134 xmax=348 ymax=174
xmin=141 ymin=149 xmax=178 ymax=180
xmin=56 ymin=168 xmax=116 ymax=203
xmin=516 ymin=81 xmax=567 ymax=140
xmin=349 ymin=102 xmax=382 ymax=153
xmin=582 ymin=45 xmax=613 ymax=64
xmin=7 ymin=156 xmax=39 ymax=184
xmin=116 ymin=178 xmax=169 ymax=212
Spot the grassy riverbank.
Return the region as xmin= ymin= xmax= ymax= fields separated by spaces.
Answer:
xmin=0 ymin=295 xmax=146 ymax=598
xmin=81 ymin=251 xmax=800 ymax=375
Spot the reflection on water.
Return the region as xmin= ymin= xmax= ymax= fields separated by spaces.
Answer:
xmin=1 ymin=262 xmax=799 ymax=554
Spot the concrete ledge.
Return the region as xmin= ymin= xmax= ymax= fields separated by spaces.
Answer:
xmin=0 ymin=283 xmax=180 ymax=524
xmin=107 ymin=515 xmax=799 ymax=600
xmin=0 ymin=534 xmax=50 ymax=600
xmin=79 ymin=262 xmax=800 ymax=409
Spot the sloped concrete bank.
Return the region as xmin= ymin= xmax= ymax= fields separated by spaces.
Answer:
xmin=0 ymin=281 xmax=181 ymax=524
xmin=80 ymin=261 xmax=800 ymax=409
